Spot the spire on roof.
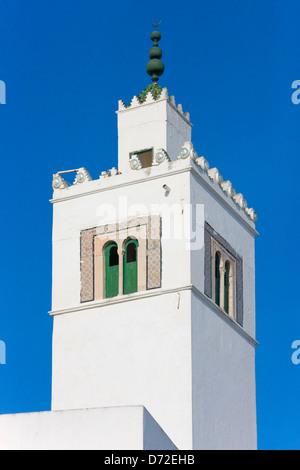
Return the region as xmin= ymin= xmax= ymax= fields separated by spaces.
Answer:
xmin=146 ymin=20 xmax=165 ymax=83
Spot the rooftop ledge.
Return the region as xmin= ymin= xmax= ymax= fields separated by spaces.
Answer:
xmin=51 ymin=148 xmax=257 ymax=236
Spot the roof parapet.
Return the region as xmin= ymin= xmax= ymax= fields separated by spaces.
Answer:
xmin=117 ymin=87 xmax=191 ymax=124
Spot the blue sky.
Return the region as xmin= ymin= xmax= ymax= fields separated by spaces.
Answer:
xmin=0 ymin=0 xmax=299 ymax=450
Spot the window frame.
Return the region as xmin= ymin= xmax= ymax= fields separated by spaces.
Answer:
xmin=123 ymin=238 xmax=139 ymax=295
xmin=81 ymin=216 xmax=161 ymax=303
xmin=129 ymin=147 xmax=154 ymax=168
xmin=211 ymin=238 xmax=237 ymax=321
xmin=104 ymin=241 xmax=119 ymax=299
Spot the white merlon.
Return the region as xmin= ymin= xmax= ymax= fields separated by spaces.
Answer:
xmin=234 ymin=193 xmax=247 ymax=210
xmin=52 ymin=173 xmax=69 ymax=190
xmin=160 ymin=87 xmax=168 ymax=100
xmin=245 ymin=207 xmax=258 ymax=222
xmin=118 ymin=99 xmax=126 ymax=111
xmin=74 ymin=167 xmax=92 ymax=185
xmin=196 ymin=156 xmax=209 ymax=171
xmin=207 ymin=167 xmax=223 ymax=185
xmin=221 ymin=180 xmax=236 ymax=198
xmin=144 ymin=91 xmax=155 ymax=104
xmin=109 ymin=167 xmax=119 ymax=176
xmin=130 ymin=95 xmax=140 ymax=108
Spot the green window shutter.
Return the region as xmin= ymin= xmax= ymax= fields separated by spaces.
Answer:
xmin=215 ymin=252 xmax=220 ymax=306
xmin=224 ymin=261 xmax=230 ymax=314
xmin=123 ymin=239 xmax=138 ymax=295
xmin=105 ymin=242 xmax=119 ymax=298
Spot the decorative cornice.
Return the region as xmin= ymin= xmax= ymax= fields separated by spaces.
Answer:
xmin=50 ymin=161 xmax=257 ymax=237
xmin=49 ymin=284 xmax=258 ymax=347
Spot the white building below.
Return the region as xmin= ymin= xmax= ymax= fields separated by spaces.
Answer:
xmin=0 ymin=406 xmax=177 ymax=450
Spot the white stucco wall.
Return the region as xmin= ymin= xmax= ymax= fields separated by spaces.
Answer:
xmin=0 ymin=406 xmax=177 ymax=450
xmin=117 ymin=97 xmax=192 ymax=173
xmin=51 ymin=290 xmax=193 ymax=450
xmin=191 ymin=293 xmax=257 ymax=450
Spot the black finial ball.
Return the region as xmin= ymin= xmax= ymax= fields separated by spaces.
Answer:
xmin=150 ymin=31 xmax=161 ymax=42
xmin=146 ymin=59 xmax=165 ymax=82
xmin=146 ymin=26 xmax=164 ymax=82
xmin=149 ymin=46 xmax=162 ymax=60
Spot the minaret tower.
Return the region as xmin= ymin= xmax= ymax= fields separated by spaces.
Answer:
xmin=49 ymin=24 xmax=258 ymax=450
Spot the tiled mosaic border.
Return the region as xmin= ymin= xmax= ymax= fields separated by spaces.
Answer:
xmin=80 ymin=228 xmax=96 ymax=302
xmin=80 ymin=216 xmax=161 ymax=302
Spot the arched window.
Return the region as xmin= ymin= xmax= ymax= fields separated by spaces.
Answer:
xmin=224 ymin=261 xmax=230 ymax=314
xmin=215 ymin=252 xmax=221 ymax=306
xmin=104 ymin=242 xmax=119 ymax=298
xmin=209 ymin=232 xmax=238 ymax=321
xmin=123 ymin=239 xmax=139 ymax=295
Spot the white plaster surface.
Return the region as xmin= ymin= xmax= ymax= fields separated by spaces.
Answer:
xmin=0 ymin=406 xmax=177 ymax=450
xmin=117 ymin=98 xmax=192 ymax=173
xmin=51 ymin=290 xmax=193 ymax=450
xmin=191 ymin=293 xmax=257 ymax=450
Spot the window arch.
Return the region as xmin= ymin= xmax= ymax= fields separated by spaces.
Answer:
xmin=215 ymin=251 xmax=221 ymax=307
xmin=123 ymin=238 xmax=139 ymax=295
xmin=210 ymin=235 xmax=237 ymax=321
xmin=224 ymin=261 xmax=230 ymax=314
xmin=104 ymin=242 xmax=119 ymax=298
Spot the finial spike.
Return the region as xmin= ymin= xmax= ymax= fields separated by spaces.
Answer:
xmin=146 ymin=21 xmax=165 ymax=83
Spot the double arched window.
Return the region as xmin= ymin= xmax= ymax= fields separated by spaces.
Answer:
xmin=213 ymin=243 xmax=236 ymax=319
xmin=104 ymin=238 xmax=139 ymax=299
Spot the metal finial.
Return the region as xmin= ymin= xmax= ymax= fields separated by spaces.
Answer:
xmin=152 ymin=19 xmax=162 ymax=30
xmin=146 ymin=21 xmax=165 ymax=83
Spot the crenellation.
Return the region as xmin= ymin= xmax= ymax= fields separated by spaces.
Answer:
xmin=51 ymin=145 xmax=257 ymax=223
